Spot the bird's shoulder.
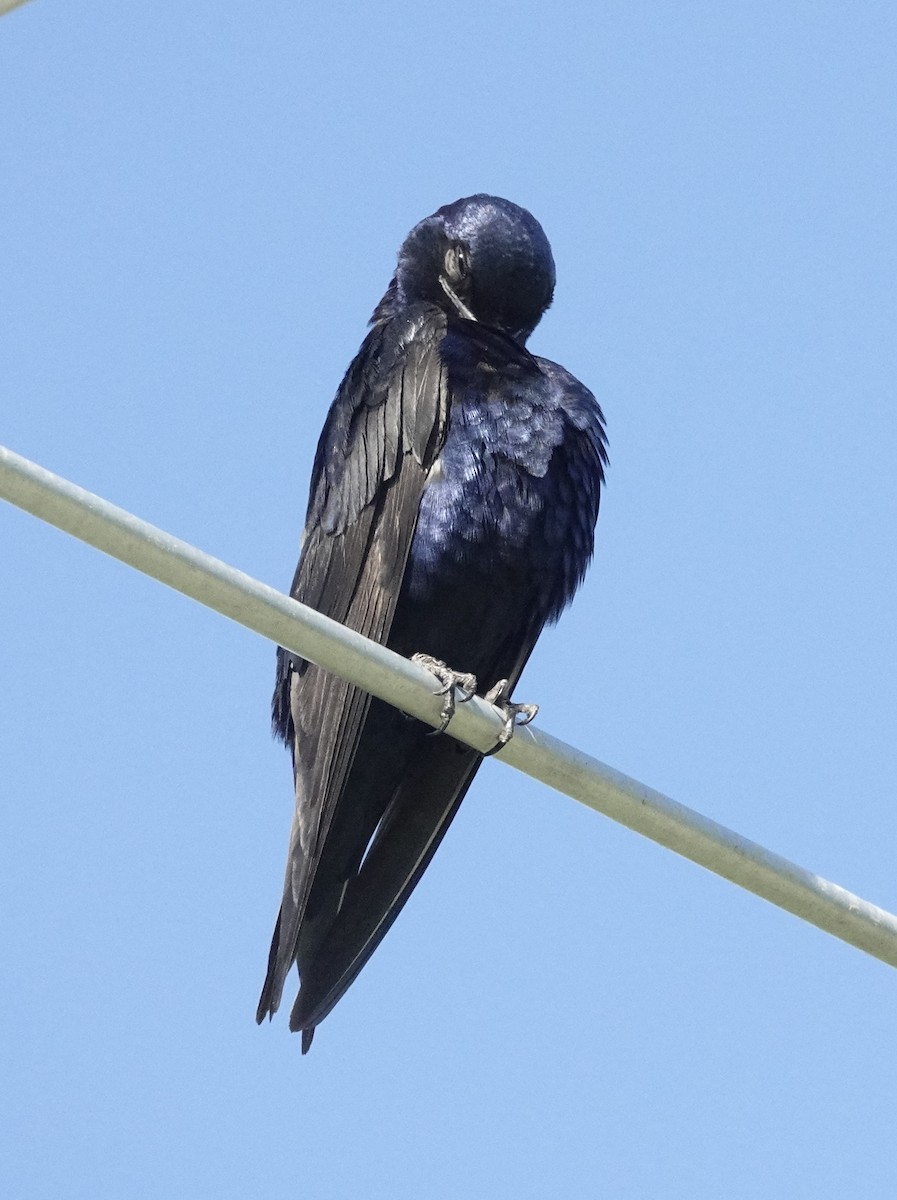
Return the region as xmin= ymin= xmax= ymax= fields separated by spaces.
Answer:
xmin=531 ymin=356 xmax=607 ymax=441
xmin=436 ymin=324 xmax=608 ymax=483
xmin=527 ymin=355 xmax=609 ymax=496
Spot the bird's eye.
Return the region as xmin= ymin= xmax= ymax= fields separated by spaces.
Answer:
xmin=444 ymin=243 xmax=469 ymax=283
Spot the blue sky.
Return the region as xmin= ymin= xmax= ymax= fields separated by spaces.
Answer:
xmin=2 ymin=1 xmax=896 ymax=1196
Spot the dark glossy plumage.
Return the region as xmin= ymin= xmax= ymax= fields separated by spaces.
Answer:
xmin=258 ymin=195 xmax=607 ymax=1050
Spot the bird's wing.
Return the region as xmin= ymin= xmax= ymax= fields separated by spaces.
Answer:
xmin=257 ymin=308 xmax=451 ymax=1022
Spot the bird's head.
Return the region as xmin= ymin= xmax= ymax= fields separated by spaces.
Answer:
xmin=389 ymin=194 xmax=556 ymax=344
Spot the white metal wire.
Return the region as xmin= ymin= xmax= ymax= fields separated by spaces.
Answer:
xmin=0 ymin=0 xmax=35 ymax=17
xmin=3 ymin=440 xmax=897 ymax=970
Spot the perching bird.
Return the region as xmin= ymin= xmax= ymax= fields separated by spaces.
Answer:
xmin=257 ymin=195 xmax=607 ymax=1051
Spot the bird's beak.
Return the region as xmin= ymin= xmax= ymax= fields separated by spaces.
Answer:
xmin=439 ymin=275 xmax=476 ymax=321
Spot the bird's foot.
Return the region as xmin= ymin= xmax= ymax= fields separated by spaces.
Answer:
xmin=411 ymin=654 xmax=478 ymax=734
xmin=482 ymin=679 xmax=539 ymax=756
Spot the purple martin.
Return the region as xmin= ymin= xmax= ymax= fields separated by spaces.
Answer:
xmin=257 ymin=195 xmax=607 ymax=1051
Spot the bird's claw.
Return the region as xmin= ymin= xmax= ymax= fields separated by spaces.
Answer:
xmin=411 ymin=654 xmax=478 ymax=735
xmin=482 ymin=679 xmax=539 ymax=756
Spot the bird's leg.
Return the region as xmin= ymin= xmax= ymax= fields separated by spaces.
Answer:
xmin=482 ymin=679 xmax=539 ymax=756
xmin=411 ymin=654 xmax=478 ymax=735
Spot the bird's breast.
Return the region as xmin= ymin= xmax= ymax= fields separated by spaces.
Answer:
xmin=404 ymin=394 xmax=567 ymax=606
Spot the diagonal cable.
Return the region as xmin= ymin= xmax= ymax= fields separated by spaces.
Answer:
xmin=3 ymin=440 xmax=897 ymax=970
xmin=0 ymin=1 xmax=35 ymax=17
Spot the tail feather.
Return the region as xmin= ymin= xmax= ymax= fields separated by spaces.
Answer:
xmin=290 ymin=735 xmax=482 ymax=1039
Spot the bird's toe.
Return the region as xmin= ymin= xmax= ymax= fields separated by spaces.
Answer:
xmin=412 ymin=653 xmax=479 ymax=734
xmin=482 ymin=679 xmax=539 ymax=756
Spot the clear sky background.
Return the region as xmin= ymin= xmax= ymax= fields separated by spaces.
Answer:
xmin=2 ymin=2 xmax=896 ymax=1196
